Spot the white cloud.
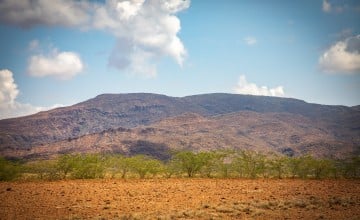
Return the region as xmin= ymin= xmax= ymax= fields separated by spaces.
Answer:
xmin=319 ymin=35 xmax=360 ymax=74
xmin=28 ymin=48 xmax=84 ymax=80
xmin=244 ymin=37 xmax=257 ymax=46
xmin=0 ymin=0 xmax=190 ymax=78
xmin=0 ymin=0 xmax=90 ymax=28
xmin=322 ymin=0 xmax=331 ymax=12
xmin=0 ymin=69 xmax=19 ymax=110
xmin=233 ymin=75 xmax=285 ymax=97
xmin=0 ymin=69 xmax=63 ymax=119
xmin=92 ymin=0 xmax=189 ymax=77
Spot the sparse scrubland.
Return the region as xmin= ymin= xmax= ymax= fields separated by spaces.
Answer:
xmin=1 ymin=150 xmax=359 ymax=181
xmin=1 ymin=151 xmax=359 ymax=219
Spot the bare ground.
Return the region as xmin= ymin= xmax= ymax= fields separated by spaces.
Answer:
xmin=1 ymin=179 xmax=359 ymax=219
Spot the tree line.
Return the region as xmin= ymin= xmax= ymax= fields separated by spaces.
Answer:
xmin=1 ymin=150 xmax=359 ymax=181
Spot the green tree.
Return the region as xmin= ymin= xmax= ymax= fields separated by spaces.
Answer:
xmin=287 ymin=156 xmax=302 ymax=178
xmin=296 ymin=155 xmax=315 ymax=179
xmin=198 ymin=151 xmax=219 ymax=178
xmin=268 ymin=155 xmax=288 ymax=178
xmin=172 ymin=151 xmax=206 ymax=177
xmin=105 ymin=155 xmax=134 ymax=178
xmin=212 ymin=150 xmax=234 ymax=178
xmin=71 ymin=154 xmax=105 ymax=179
xmin=312 ymin=158 xmax=334 ymax=179
xmin=233 ymin=150 xmax=266 ymax=178
xmin=129 ymin=155 xmax=163 ymax=178
xmin=163 ymin=159 xmax=181 ymax=178
xmin=57 ymin=154 xmax=77 ymax=179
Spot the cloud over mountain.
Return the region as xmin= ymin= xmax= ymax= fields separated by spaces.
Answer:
xmin=234 ymin=75 xmax=285 ymax=97
xmin=0 ymin=69 xmax=63 ymax=119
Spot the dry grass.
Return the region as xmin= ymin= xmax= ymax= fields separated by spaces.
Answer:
xmin=1 ymin=178 xmax=359 ymax=219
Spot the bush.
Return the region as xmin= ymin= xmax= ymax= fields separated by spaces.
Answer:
xmin=128 ymin=155 xmax=163 ymax=178
xmin=105 ymin=155 xmax=133 ymax=178
xmin=25 ymin=160 xmax=61 ymax=180
xmin=0 ymin=157 xmax=20 ymax=181
xmin=70 ymin=154 xmax=105 ymax=179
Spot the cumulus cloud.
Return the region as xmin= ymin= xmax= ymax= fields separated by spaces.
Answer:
xmin=0 ymin=69 xmax=62 ymax=119
xmin=92 ymin=0 xmax=189 ymax=77
xmin=244 ymin=37 xmax=257 ymax=46
xmin=0 ymin=69 xmax=19 ymax=110
xmin=28 ymin=47 xmax=84 ymax=80
xmin=319 ymin=35 xmax=360 ymax=74
xmin=0 ymin=0 xmax=90 ymax=28
xmin=0 ymin=0 xmax=190 ymax=78
xmin=234 ymin=75 xmax=285 ymax=97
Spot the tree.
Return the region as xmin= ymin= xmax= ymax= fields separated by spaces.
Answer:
xmin=268 ymin=155 xmax=288 ymax=178
xmin=105 ymin=155 xmax=133 ymax=178
xmin=233 ymin=150 xmax=267 ymax=178
xmin=71 ymin=154 xmax=105 ymax=179
xmin=312 ymin=158 xmax=334 ymax=179
xmin=212 ymin=150 xmax=234 ymax=178
xmin=198 ymin=151 xmax=219 ymax=178
xmin=172 ymin=151 xmax=206 ymax=177
xmin=129 ymin=155 xmax=163 ymax=178
xmin=57 ymin=154 xmax=77 ymax=179
xmin=287 ymin=156 xmax=302 ymax=178
xmin=163 ymin=159 xmax=181 ymax=178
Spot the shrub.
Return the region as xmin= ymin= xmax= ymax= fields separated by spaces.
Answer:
xmin=0 ymin=157 xmax=20 ymax=181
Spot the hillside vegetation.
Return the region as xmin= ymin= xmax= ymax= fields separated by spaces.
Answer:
xmin=1 ymin=150 xmax=359 ymax=181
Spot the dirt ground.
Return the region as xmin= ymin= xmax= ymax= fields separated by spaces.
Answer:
xmin=1 ymin=178 xmax=359 ymax=220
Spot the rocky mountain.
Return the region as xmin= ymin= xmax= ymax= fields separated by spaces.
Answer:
xmin=0 ymin=93 xmax=359 ymax=159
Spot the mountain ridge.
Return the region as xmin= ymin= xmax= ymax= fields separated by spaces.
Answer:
xmin=0 ymin=93 xmax=359 ymax=159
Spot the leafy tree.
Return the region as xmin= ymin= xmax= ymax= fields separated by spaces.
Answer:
xmin=163 ymin=159 xmax=181 ymax=178
xmin=287 ymin=156 xmax=302 ymax=178
xmin=212 ymin=150 xmax=235 ymax=178
xmin=198 ymin=151 xmax=219 ymax=178
xmin=268 ymin=155 xmax=288 ymax=178
xmin=57 ymin=154 xmax=77 ymax=179
xmin=312 ymin=158 xmax=334 ymax=179
xmin=298 ymin=155 xmax=313 ymax=178
xmin=233 ymin=150 xmax=267 ymax=178
xmin=105 ymin=155 xmax=134 ymax=178
xmin=172 ymin=151 xmax=206 ymax=177
xmin=129 ymin=155 xmax=163 ymax=178
xmin=71 ymin=154 xmax=105 ymax=179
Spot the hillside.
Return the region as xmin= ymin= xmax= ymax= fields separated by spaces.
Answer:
xmin=0 ymin=93 xmax=359 ymax=159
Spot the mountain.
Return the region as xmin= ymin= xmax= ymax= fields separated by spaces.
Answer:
xmin=0 ymin=93 xmax=359 ymax=159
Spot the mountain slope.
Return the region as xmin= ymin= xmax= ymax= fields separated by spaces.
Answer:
xmin=6 ymin=112 xmax=357 ymax=160
xmin=0 ymin=93 xmax=359 ymax=159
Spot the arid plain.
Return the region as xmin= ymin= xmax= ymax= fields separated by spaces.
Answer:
xmin=1 ymin=178 xmax=359 ymax=219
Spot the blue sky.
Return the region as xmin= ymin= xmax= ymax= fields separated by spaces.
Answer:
xmin=0 ymin=0 xmax=359 ymax=119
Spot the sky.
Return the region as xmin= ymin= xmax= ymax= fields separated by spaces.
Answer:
xmin=0 ymin=0 xmax=360 ymax=119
